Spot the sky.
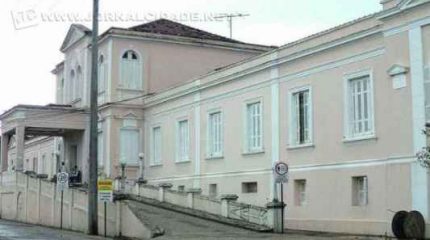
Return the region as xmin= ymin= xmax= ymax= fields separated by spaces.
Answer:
xmin=0 ymin=0 xmax=381 ymax=114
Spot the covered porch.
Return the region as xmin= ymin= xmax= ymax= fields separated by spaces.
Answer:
xmin=0 ymin=104 xmax=89 ymax=181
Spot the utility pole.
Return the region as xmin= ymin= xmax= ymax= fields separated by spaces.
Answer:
xmin=88 ymin=0 xmax=99 ymax=235
xmin=214 ymin=13 xmax=250 ymax=38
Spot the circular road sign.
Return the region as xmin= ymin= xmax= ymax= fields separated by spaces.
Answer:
xmin=57 ymin=172 xmax=68 ymax=183
xmin=275 ymin=162 xmax=289 ymax=176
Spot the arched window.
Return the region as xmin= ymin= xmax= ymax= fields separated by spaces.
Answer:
xmin=70 ymin=70 xmax=75 ymax=102
xmin=98 ymin=55 xmax=106 ymax=93
xmin=120 ymin=50 xmax=142 ymax=90
xmin=76 ymin=66 xmax=82 ymax=99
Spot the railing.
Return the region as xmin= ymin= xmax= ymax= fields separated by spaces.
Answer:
xmin=120 ymin=180 xmax=272 ymax=229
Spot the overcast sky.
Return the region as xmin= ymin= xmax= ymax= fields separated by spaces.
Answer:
xmin=0 ymin=0 xmax=381 ymax=114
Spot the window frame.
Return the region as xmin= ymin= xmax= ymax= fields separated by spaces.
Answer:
xmin=288 ymin=86 xmax=313 ymax=148
xmin=176 ymin=118 xmax=190 ymax=163
xmin=352 ymin=176 xmax=368 ymax=207
xmin=294 ymin=179 xmax=307 ymax=206
xmin=119 ymin=118 xmax=141 ymax=166
xmin=119 ymin=49 xmax=143 ymax=91
xmin=343 ymin=69 xmax=375 ymax=141
xmin=243 ymin=98 xmax=264 ymax=154
xmin=150 ymin=125 xmax=162 ymax=166
xmin=98 ymin=54 xmax=107 ymax=94
xmin=206 ymin=109 xmax=224 ymax=159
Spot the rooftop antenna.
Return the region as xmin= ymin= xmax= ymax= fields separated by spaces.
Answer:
xmin=214 ymin=13 xmax=250 ymax=39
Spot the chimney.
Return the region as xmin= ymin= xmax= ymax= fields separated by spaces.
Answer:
xmin=380 ymin=0 xmax=402 ymax=10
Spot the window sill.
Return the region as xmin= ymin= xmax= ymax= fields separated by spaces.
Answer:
xmin=149 ymin=164 xmax=163 ymax=168
xmin=175 ymin=160 xmax=191 ymax=164
xmin=117 ymin=88 xmax=144 ymax=92
xmin=205 ymin=155 xmax=224 ymax=160
xmin=343 ymin=135 xmax=377 ymax=143
xmin=287 ymin=143 xmax=315 ymax=150
xmin=242 ymin=150 xmax=265 ymax=156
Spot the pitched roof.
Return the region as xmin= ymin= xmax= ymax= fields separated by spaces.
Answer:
xmin=128 ymin=18 xmax=243 ymax=44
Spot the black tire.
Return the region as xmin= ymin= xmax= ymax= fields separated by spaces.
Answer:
xmin=403 ymin=210 xmax=425 ymax=239
xmin=392 ymin=210 xmax=408 ymax=239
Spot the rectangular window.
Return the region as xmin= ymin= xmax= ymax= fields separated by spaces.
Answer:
xmin=290 ymin=88 xmax=312 ymax=146
xmin=294 ymin=180 xmax=307 ymax=206
xmin=151 ymin=126 xmax=162 ymax=166
xmin=178 ymin=185 xmax=185 ymax=192
xmin=120 ymin=129 xmax=139 ymax=164
xmin=209 ymin=184 xmax=218 ymax=199
xmin=207 ymin=111 xmax=223 ymax=157
xmin=345 ymin=74 xmax=374 ymax=139
xmin=177 ymin=120 xmax=190 ymax=162
xmin=33 ymin=157 xmax=38 ymax=173
xmin=246 ymin=101 xmax=263 ymax=152
xmin=352 ymin=176 xmax=368 ymax=206
xmin=242 ymin=182 xmax=258 ymax=193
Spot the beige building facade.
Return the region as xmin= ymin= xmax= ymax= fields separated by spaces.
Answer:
xmin=2 ymin=0 xmax=430 ymax=236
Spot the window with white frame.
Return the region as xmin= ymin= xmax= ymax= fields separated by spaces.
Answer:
xmin=151 ymin=126 xmax=162 ymax=165
xmin=176 ymin=119 xmax=190 ymax=162
xmin=207 ymin=111 xmax=223 ymax=157
xmin=120 ymin=50 xmax=142 ymax=90
xmin=76 ymin=66 xmax=82 ymax=99
xmin=352 ymin=176 xmax=368 ymax=206
xmin=245 ymin=101 xmax=263 ymax=152
xmin=294 ymin=179 xmax=307 ymax=206
xmin=289 ymin=88 xmax=312 ymax=146
xmin=98 ymin=55 xmax=106 ymax=94
xmin=120 ymin=128 xmax=139 ymax=164
xmin=69 ymin=70 xmax=75 ymax=102
xmin=345 ymin=73 xmax=374 ymax=139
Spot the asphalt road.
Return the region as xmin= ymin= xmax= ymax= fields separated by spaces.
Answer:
xmin=0 ymin=218 xmax=386 ymax=240
xmin=0 ymin=219 xmax=109 ymax=240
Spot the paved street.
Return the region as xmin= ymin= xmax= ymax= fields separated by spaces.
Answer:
xmin=0 ymin=219 xmax=387 ymax=240
xmin=0 ymin=220 xmax=109 ymax=240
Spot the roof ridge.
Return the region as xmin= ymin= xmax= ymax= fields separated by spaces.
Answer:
xmin=127 ymin=18 xmax=244 ymax=44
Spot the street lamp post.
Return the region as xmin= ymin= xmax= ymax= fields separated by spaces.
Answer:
xmin=120 ymin=159 xmax=127 ymax=192
xmin=137 ymin=153 xmax=146 ymax=183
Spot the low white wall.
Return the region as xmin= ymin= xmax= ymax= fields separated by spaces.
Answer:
xmin=130 ymin=183 xmax=271 ymax=228
xmin=0 ymin=172 xmax=148 ymax=239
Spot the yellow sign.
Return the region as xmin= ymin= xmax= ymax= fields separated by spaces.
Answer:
xmin=98 ymin=179 xmax=113 ymax=202
xmin=98 ymin=179 xmax=113 ymax=192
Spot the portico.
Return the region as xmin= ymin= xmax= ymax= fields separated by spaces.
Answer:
xmin=0 ymin=104 xmax=88 ymax=180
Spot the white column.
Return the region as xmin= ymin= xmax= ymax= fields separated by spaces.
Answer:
xmin=1 ymin=133 xmax=9 ymax=172
xmin=409 ymin=26 xmax=429 ymax=219
xmin=193 ymin=89 xmax=201 ymax=188
xmin=270 ymin=52 xmax=280 ymax=201
xmin=15 ymin=126 xmax=25 ymax=171
xmin=105 ymin=117 xmax=112 ymax=177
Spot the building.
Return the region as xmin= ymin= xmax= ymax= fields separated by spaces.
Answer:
xmin=2 ymin=0 xmax=430 ymax=236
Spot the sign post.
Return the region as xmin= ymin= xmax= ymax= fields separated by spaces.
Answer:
xmin=57 ymin=171 xmax=69 ymax=230
xmin=274 ymin=162 xmax=289 ymax=233
xmin=98 ymin=179 xmax=113 ymax=237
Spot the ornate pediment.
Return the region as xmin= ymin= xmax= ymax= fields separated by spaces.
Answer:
xmin=60 ymin=24 xmax=91 ymax=53
xmin=387 ymin=64 xmax=409 ymax=76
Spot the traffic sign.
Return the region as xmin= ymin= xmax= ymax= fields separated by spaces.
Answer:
xmin=98 ymin=179 xmax=113 ymax=202
xmin=57 ymin=172 xmax=69 ymax=191
xmin=274 ymin=162 xmax=289 ymax=183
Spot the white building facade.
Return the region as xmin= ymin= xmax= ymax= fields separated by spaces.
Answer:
xmin=2 ymin=0 xmax=430 ymax=236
